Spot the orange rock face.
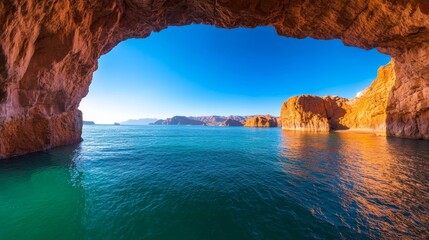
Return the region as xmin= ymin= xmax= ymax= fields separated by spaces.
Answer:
xmin=281 ymin=62 xmax=396 ymax=135
xmin=0 ymin=0 xmax=428 ymax=157
xmin=244 ymin=115 xmax=279 ymax=128
xmin=281 ymin=96 xmax=348 ymax=132
xmin=340 ymin=62 xmax=396 ymax=133
xmin=0 ymin=110 xmax=82 ymax=158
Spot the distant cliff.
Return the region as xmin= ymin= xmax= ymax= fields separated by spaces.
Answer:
xmin=83 ymin=121 xmax=95 ymax=125
xmin=244 ymin=115 xmax=280 ymax=128
xmin=121 ymin=118 xmax=159 ymax=125
xmin=153 ymin=115 xmax=250 ymax=126
xmin=220 ymin=119 xmax=243 ymax=127
xmin=280 ymin=62 xmax=395 ymax=134
xmin=189 ymin=115 xmax=247 ymax=126
xmin=152 ymin=115 xmax=282 ymax=127
xmin=152 ymin=116 xmax=205 ymax=125
xmin=188 ymin=116 xmax=227 ymax=126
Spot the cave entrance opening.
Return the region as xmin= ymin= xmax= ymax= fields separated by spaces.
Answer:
xmin=78 ymin=24 xmax=390 ymax=127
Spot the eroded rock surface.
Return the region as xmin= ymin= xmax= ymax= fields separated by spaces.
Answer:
xmin=0 ymin=0 xmax=428 ymax=157
xmin=281 ymin=96 xmax=348 ymax=132
xmin=281 ymin=62 xmax=396 ymax=135
xmin=244 ymin=115 xmax=279 ymax=128
xmin=341 ymin=62 xmax=396 ymax=133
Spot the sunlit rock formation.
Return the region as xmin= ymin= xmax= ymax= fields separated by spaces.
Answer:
xmin=0 ymin=0 xmax=428 ymax=157
xmin=244 ymin=115 xmax=279 ymax=128
xmin=341 ymin=62 xmax=396 ymax=133
xmin=281 ymin=96 xmax=348 ymax=132
xmin=281 ymin=62 xmax=397 ymax=135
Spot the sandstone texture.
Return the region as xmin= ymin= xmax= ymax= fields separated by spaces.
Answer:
xmin=281 ymin=96 xmax=348 ymax=132
xmin=281 ymin=62 xmax=397 ymax=135
xmin=341 ymin=62 xmax=396 ymax=133
xmin=0 ymin=0 xmax=429 ymax=157
xmin=244 ymin=115 xmax=279 ymax=128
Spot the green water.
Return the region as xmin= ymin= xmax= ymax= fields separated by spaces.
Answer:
xmin=0 ymin=125 xmax=428 ymax=239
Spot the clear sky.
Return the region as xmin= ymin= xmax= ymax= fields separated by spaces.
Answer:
xmin=79 ymin=24 xmax=390 ymax=124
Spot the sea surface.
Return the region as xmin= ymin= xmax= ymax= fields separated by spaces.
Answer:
xmin=1 ymin=125 xmax=428 ymax=239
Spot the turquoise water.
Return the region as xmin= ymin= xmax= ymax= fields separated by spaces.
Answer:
xmin=1 ymin=125 xmax=428 ymax=239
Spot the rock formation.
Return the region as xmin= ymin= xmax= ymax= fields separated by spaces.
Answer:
xmin=281 ymin=96 xmax=348 ymax=132
xmin=0 ymin=0 xmax=428 ymax=157
xmin=220 ymin=119 xmax=243 ymax=127
xmin=189 ymin=116 xmax=227 ymax=126
xmin=276 ymin=118 xmax=282 ymax=128
xmin=341 ymin=62 xmax=396 ymax=133
xmin=121 ymin=118 xmax=159 ymax=125
xmin=189 ymin=115 xmax=248 ymax=126
xmin=281 ymin=62 xmax=396 ymax=135
xmin=153 ymin=116 xmax=205 ymax=125
xmin=154 ymin=115 xmax=249 ymax=126
xmin=244 ymin=115 xmax=279 ymax=128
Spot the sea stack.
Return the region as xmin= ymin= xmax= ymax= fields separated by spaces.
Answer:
xmin=244 ymin=115 xmax=279 ymax=128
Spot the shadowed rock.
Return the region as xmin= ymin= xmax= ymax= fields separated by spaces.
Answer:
xmin=220 ymin=119 xmax=244 ymax=127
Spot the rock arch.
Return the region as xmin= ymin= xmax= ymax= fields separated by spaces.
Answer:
xmin=0 ymin=0 xmax=428 ymax=158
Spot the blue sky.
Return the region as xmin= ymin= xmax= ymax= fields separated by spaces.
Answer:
xmin=79 ymin=24 xmax=390 ymax=124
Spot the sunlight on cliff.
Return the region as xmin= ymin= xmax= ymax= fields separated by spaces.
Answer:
xmin=79 ymin=24 xmax=390 ymax=124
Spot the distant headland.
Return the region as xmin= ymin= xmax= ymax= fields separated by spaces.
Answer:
xmin=83 ymin=121 xmax=96 ymax=125
xmin=121 ymin=118 xmax=159 ymax=125
xmin=151 ymin=115 xmax=280 ymax=128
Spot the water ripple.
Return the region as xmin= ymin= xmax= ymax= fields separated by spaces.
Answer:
xmin=0 ymin=125 xmax=428 ymax=239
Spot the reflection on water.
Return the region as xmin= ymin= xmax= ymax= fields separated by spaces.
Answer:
xmin=279 ymin=131 xmax=429 ymax=239
xmin=0 ymin=126 xmax=428 ymax=239
xmin=0 ymin=145 xmax=86 ymax=239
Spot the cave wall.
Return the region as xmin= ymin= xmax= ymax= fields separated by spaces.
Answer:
xmin=0 ymin=0 xmax=428 ymax=158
